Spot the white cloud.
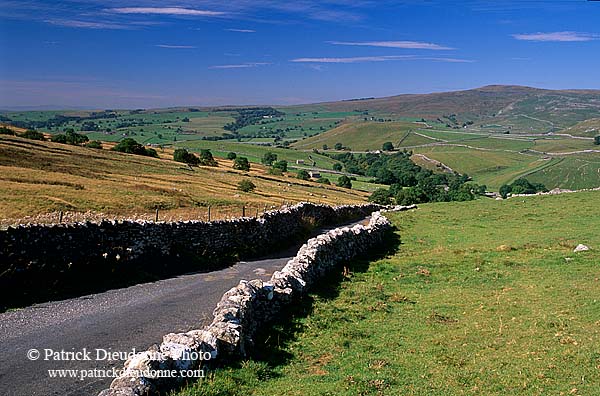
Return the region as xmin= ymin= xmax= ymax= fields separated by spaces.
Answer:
xmin=156 ymin=44 xmax=197 ymax=49
xmin=327 ymin=40 xmax=454 ymax=50
xmin=108 ymin=7 xmax=225 ymax=16
xmin=291 ymin=55 xmax=472 ymax=63
xmin=512 ymin=31 xmax=598 ymax=42
xmin=209 ymin=62 xmax=271 ymax=69
xmin=45 ymin=19 xmax=128 ymax=29
xmin=227 ymin=28 xmax=255 ymax=33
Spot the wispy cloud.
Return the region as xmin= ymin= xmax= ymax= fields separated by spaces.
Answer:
xmin=291 ymin=55 xmax=472 ymax=64
xmin=512 ymin=31 xmax=599 ymax=42
xmin=209 ymin=62 xmax=272 ymax=69
xmin=45 ymin=19 xmax=128 ymax=29
xmin=156 ymin=44 xmax=197 ymax=49
xmin=227 ymin=28 xmax=255 ymax=33
xmin=328 ymin=40 xmax=454 ymax=50
xmin=108 ymin=7 xmax=225 ymax=17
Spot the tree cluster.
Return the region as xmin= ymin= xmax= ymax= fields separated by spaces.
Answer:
xmin=112 ymin=138 xmax=158 ymax=158
xmin=499 ymin=178 xmax=547 ymax=198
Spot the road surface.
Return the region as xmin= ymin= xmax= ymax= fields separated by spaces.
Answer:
xmin=0 ymin=218 xmax=368 ymax=396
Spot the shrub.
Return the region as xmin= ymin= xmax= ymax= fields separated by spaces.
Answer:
xmin=86 ymin=140 xmax=103 ymax=149
xmin=297 ymin=169 xmax=310 ymax=180
xmin=233 ymin=157 xmax=251 ymax=171
xmin=336 ymin=175 xmax=352 ymax=189
xmin=51 ymin=134 xmax=68 ymax=143
xmin=272 ymin=160 xmax=288 ymax=172
xmin=369 ymin=188 xmax=393 ymax=205
xmin=112 ymin=138 xmax=158 ymax=157
xmin=317 ymin=178 xmax=331 ymax=185
xmin=333 ymin=163 xmax=343 ymax=172
xmin=595 ymin=136 xmax=600 ymax=145
xmin=20 ymin=129 xmax=45 ymax=141
xmin=227 ymin=152 xmax=237 ymax=160
xmin=268 ymin=167 xmax=283 ymax=176
xmin=237 ymin=179 xmax=256 ymax=192
xmin=334 ymin=142 xmax=343 ymax=150
xmin=199 ymin=149 xmax=218 ymax=166
xmin=382 ymin=141 xmax=394 ymax=151
xmin=0 ymin=126 xmax=15 ymax=135
xmin=261 ymin=152 xmax=277 ymax=166
xmin=173 ymin=148 xmax=200 ymax=165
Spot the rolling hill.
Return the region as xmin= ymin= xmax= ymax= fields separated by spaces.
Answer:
xmin=0 ymin=135 xmax=368 ymax=225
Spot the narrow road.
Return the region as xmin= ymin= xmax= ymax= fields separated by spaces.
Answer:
xmin=0 ymin=218 xmax=368 ymax=396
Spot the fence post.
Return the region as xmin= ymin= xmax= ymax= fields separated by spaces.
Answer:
xmin=208 ymin=206 xmax=211 ymax=222
xmin=59 ymin=211 xmax=63 ymax=223
xmin=155 ymin=208 xmax=159 ymax=222
xmin=242 ymin=205 xmax=246 ymax=217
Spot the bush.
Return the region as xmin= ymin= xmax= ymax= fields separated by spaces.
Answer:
xmin=112 ymin=138 xmax=158 ymax=157
xmin=332 ymin=163 xmax=343 ymax=172
xmin=173 ymin=148 xmax=200 ymax=165
xmin=233 ymin=157 xmax=251 ymax=171
xmin=395 ymin=187 xmax=426 ymax=205
xmin=198 ymin=149 xmax=218 ymax=166
xmin=261 ymin=152 xmax=277 ymax=166
xmin=0 ymin=126 xmax=15 ymax=135
xmin=595 ymin=136 xmax=600 ymax=145
xmin=237 ymin=179 xmax=256 ymax=192
xmin=337 ymin=175 xmax=352 ymax=189
xmin=86 ymin=140 xmax=103 ymax=149
xmin=317 ymin=178 xmax=331 ymax=185
xmin=227 ymin=152 xmax=237 ymax=160
xmin=20 ymin=129 xmax=45 ymax=141
xmin=382 ymin=141 xmax=394 ymax=151
xmin=51 ymin=130 xmax=89 ymax=145
xmin=368 ymin=188 xmax=393 ymax=205
xmin=268 ymin=167 xmax=283 ymax=176
xmin=272 ymin=160 xmax=288 ymax=172
xmin=297 ymin=170 xmax=310 ymax=180
xmin=334 ymin=142 xmax=343 ymax=150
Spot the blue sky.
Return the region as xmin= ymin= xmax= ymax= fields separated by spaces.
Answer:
xmin=1 ymin=0 xmax=599 ymax=109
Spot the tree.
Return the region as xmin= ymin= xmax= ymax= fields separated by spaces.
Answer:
xmin=395 ymin=187 xmax=426 ymax=205
xmin=333 ymin=163 xmax=343 ymax=172
xmin=112 ymin=138 xmax=158 ymax=157
xmin=173 ymin=148 xmax=200 ymax=165
xmin=20 ymin=130 xmax=45 ymax=141
xmin=0 ymin=126 xmax=14 ymax=135
xmin=233 ymin=157 xmax=250 ymax=171
xmin=337 ymin=175 xmax=352 ymax=189
xmin=322 ymin=144 xmax=328 ymax=150
xmin=595 ymin=136 xmax=600 ymax=145
xmin=86 ymin=141 xmax=103 ymax=149
xmin=382 ymin=141 xmax=394 ymax=151
xmin=334 ymin=142 xmax=343 ymax=150
xmin=272 ymin=160 xmax=288 ymax=172
xmin=237 ymin=179 xmax=256 ymax=192
xmin=227 ymin=152 xmax=237 ymax=160
xmin=199 ymin=149 xmax=218 ymax=166
xmin=297 ymin=169 xmax=310 ymax=180
xmin=499 ymin=184 xmax=512 ymax=199
xmin=368 ymin=188 xmax=392 ymax=205
xmin=261 ymin=152 xmax=277 ymax=166
xmin=317 ymin=177 xmax=331 ymax=185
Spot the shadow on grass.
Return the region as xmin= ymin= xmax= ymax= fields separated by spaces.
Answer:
xmin=208 ymin=228 xmax=402 ymax=379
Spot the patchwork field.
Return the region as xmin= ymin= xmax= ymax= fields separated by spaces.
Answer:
xmin=178 ymin=191 xmax=600 ymax=396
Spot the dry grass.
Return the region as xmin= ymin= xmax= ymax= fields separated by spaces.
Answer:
xmin=0 ymin=136 xmax=368 ymax=225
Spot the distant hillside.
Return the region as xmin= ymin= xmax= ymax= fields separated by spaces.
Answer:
xmin=293 ymin=121 xmax=422 ymax=151
xmin=562 ymin=118 xmax=600 ymax=137
xmin=290 ymin=85 xmax=600 ymax=135
xmin=0 ymin=135 xmax=367 ymax=224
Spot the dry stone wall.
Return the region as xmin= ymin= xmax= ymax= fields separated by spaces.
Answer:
xmin=98 ymin=205 xmax=416 ymax=396
xmin=0 ymin=203 xmax=380 ymax=308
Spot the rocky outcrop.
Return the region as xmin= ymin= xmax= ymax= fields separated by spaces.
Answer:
xmin=97 ymin=205 xmax=415 ymax=396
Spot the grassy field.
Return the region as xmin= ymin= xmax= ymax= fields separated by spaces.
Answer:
xmin=0 ymin=135 xmax=368 ymax=224
xmin=177 ymin=191 xmax=600 ymax=396
xmin=293 ymin=121 xmax=418 ymax=151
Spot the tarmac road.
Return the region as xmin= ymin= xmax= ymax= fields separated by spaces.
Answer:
xmin=0 ymin=218 xmax=368 ymax=396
